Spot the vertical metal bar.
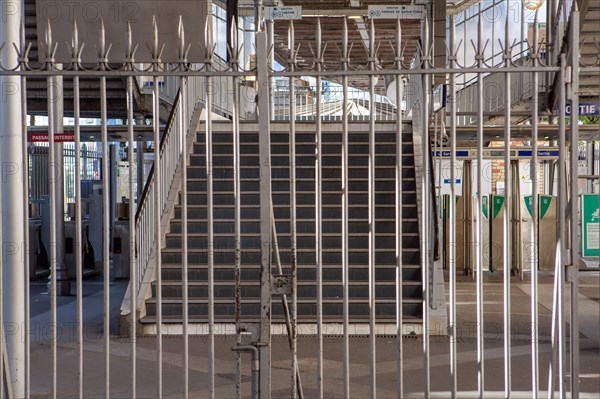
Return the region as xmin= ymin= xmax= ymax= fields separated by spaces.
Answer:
xmin=554 ymin=51 xmax=566 ymax=399
xmin=153 ymin=68 xmax=163 ymax=399
xmin=521 ymin=1 xmax=526 ymax=57
xmin=231 ymin=17 xmax=243 ymax=399
xmin=72 ymin=22 xmax=85 ymax=397
xmin=256 ymin=30 xmax=272 ymax=399
xmin=475 ymin=12 xmax=485 ymax=399
xmin=16 ymin=15 xmax=31 ymax=397
xmin=421 ymin=8 xmax=431 ymax=398
xmin=181 ymin=73 xmax=190 ymax=399
xmin=448 ymin=14 xmax=458 ymax=399
xmin=502 ymin=11 xmax=512 ymax=399
xmin=341 ymin=18 xmax=350 ymax=399
xmin=288 ymin=20 xmax=300 ymax=399
xmin=21 ymin=68 xmax=31 ymax=399
xmin=206 ymin=69 xmax=215 ymax=399
xmin=99 ymin=42 xmax=111 ymax=398
xmin=315 ymin=18 xmax=324 ymax=399
xmin=127 ymin=73 xmax=137 ymax=399
xmin=368 ymin=17 xmax=377 ymax=399
xmin=531 ymin=15 xmax=540 ymax=399
xmin=394 ymin=17 xmax=404 ymax=399
xmin=568 ymin=7 xmax=580 ymax=398
xmin=46 ymin=39 xmax=58 ymax=398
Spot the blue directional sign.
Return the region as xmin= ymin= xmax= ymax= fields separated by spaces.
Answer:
xmin=563 ymin=103 xmax=600 ymax=116
xmin=443 ymin=179 xmax=462 ymax=184
xmin=517 ymin=150 xmax=559 ymax=157
xmin=432 ymin=150 xmax=469 ymax=157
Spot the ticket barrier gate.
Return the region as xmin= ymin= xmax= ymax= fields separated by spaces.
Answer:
xmin=28 ymin=218 xmax=50 ymax=279
xmin=443 ymin=195 xmax=490 ymax=276
xmin=64 ymin=220 xmax=97 ymax=278
xmin=112 ymin=220 xmax=130 ymax=279
xmin=444 ymin=196 xmax=469 ymax=275
xmin=488 ymin=195 xmax=557 ymax=275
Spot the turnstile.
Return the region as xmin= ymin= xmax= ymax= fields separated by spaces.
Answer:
xmin=538 ymin=195 xmax=558 ymax=271
xmin=444 ymin=195 xmax=469 ymax=275
xmin=470 ymin=195 xmax=490 ymax=273
xmin=64 ymin=220 xmax=97 ymax=278
xmin=28 ymin=218 xmax=50 ymax=279
xmin=113 ymin=220 xmax=130 ymax=279
xmin=490 ymin=195 xmax=505 ymax=272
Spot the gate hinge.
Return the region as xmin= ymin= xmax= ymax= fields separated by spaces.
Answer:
xmin=271 ymin=274 xmax=292 ymax=295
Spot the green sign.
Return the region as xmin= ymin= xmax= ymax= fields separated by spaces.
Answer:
xmin=493 ymin=196 xmax=504 ymax=219
xmin=540 ymin=196 xmax=552 ymax=219
xmin=482 ymin=196 xmax=489 ymax=220
xmin=581 ymin=194 xmax=600 ymax=257
xmin=525 ymin=195 xmax=533 ymax=217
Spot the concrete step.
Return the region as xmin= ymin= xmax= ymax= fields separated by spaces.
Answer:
xmin=159 ymin=264 xmax=423 ymax=284
xmin=160 ymin=248 xmax=423 ymax=266
xmin=168 ymin=217 xmax=421 ymax=235
xmin=151 ymin=280 xmax=424 ymax=300
xmin=185 ymin=165 xmax=417 ymax=179
xmin=164 ymin=233 xmax=422 ymax=251
xmin=144 ymin=298 xmax=424 ymax=320
xmin=194 ymin=131 xmax=416 ymax=144
xmin=178 ymin=191 xmax=418 ymax=207
xmin=172 ymin=203 xmax=418 ymax=220
xmin=184 ymin=178 xmax=418 ymax=192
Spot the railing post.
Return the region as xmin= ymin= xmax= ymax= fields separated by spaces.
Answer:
xmin=0 ymin=0 xmax=25 ymax=396
xmin=256 ymin=29 xmax=272 ymax=399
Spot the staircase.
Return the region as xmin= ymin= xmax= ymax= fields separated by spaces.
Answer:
xmin=142 ymin=121 xmax=424 ymax=327
xmin=24 ymin=0 xmax=148 ymax=118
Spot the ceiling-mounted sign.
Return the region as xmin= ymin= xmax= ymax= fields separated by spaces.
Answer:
xmin=266 ymin=6 xmax=302 ymax=20
xmin=367 ymin=5 xmax=425 ymax=19
xmin=29 ymin=133 xmax=75 ymax=142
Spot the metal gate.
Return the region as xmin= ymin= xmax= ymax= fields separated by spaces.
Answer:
xmin=0 ymin=0 xmax=596 ymax=398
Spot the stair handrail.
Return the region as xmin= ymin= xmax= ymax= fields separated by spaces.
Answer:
xmin=134 ymin=87 xmax=182 ymax=293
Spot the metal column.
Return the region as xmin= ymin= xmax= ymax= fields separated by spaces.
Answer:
xmin=0 ymin=1 xmax=25 ymax=395
xmin=256 ymin=30 xmax=272 ymax=399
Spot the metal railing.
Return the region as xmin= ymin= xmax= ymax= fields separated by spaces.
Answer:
xmin=0 ymin=5 xmax=593 ymax=399
xmin=272 ymin=83 xmax=398 ymax=121
xmin=134 ymin=88 xmax=182 ymax=293
xmin=28 ymin=144 xmax=102 ymax=202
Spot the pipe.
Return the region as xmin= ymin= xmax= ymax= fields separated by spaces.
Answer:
xmin=231 ymin=345 xmax=260 ymax=399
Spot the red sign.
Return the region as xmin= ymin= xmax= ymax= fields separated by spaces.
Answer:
xmin=29 ymin=133 xmax=75 ymax=142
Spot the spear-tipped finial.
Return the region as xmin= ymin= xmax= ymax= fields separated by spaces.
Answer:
xmin=369 ymin=17 xmax=376 ymax=59
xmin=229 ymin=18 xmax=237 ymax=50
xmin=152 ymin=15 xmax=159 ymax=56
xmin=178 ymin=16 xmax=186 ymax=59
xmin=98 ymin=18 xmax=106 ymax=56
xmin=342 ymin=17 xmax=348 ymax=59
xmin=126 ymin=21 xmax=133 ymax=56
xmin=72 ymin=19 xmax=79 ymax=53
xmin=20 ymin=14 xmax=26 ymax=52
xmin=477 ymin=12 xmax=483 ymax=51
xmin=316 ymin=17 xmax=322 ymax=57
xmin=45 ymin=19 xmax=53 ymax=54
xmin=396 ymin=17 xmax=402 ymax=57
xmin=204 ymin=17 xmax=214 ymax=58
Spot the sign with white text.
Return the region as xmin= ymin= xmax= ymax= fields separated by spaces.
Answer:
xmin=29 ymin=133 xmax=75 ymax=142
xmin=266 ymin=6 xmax=302 ymax=20
xmin=367 ymin=5 xmax=425 ymax=19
